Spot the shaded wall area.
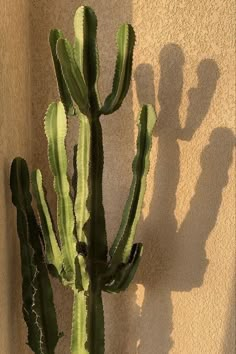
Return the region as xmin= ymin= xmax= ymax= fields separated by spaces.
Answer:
xmin=0 ymin=0 xmax=32 ymax=353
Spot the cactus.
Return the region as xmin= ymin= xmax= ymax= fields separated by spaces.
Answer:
xmin=10 ymin=6 xmax=156 ymax=354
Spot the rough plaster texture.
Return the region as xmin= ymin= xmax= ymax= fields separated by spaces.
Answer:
xmin=0 ymin=0 xmax=235 ymax=353
xmin=0 ymin=0 xmax=32 ymax=352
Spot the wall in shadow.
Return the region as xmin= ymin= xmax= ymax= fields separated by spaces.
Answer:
xmin=0 ymin=0 xmax=32 ymax=353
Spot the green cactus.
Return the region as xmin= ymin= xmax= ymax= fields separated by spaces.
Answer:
xmin=10 ymin=6 xmax=156 ymax=354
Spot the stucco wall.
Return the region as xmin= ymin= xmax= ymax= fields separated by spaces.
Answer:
xmin=0 ymin=0 xmax=235 ymax=353
xmin=0 ymin=0 xmax=32 ymax=352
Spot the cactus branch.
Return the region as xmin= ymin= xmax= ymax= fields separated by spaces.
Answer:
xmin=10 ymin=158 xmax=60 ymax=354
xmin=44 ymin=102 xmax=77 ymax=281
xmin=56 ymin=39 xmax=89 ymax=115
xmin=49 ymin=29 xmax=76 ymax=116
xmin=31 ymin=169 xmax=63 ymax=278
xmin=74 ymin=6 xmax=101 ymax=114
xmin=109 ymin=105 xmax=156 ymax=264
xmin=101 ymin=24 xmax=135 ymax=115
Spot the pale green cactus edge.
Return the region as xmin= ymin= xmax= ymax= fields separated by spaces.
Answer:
xmin=10 ymin=5 xmax=157 ymax=354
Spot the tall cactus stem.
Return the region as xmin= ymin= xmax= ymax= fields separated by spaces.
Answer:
xmin=71 ymin=288 xmax=105 ymax=354
xmin=87 ymin=287 xmax=105 ymax=354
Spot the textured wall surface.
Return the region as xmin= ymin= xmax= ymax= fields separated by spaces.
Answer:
xmin=1 ymin=0 xmax=235 ymax=353
xmin=0 ymin=0 xmax=32 ymax=353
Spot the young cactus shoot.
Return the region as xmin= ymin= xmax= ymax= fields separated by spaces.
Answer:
xmin=10 ymin=6 xmax=157 ymax=354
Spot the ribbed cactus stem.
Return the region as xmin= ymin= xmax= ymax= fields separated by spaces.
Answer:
xmin=87 ymin=287 xmax=104 ymax=354
xmin=71 ymin=287 xmax=104 ymax=354
xmin=71 ymin=112 xmax=107 ymax=353
xmin=85 ymin=116 xmax=107 ymax=353
xmin=88 ymin=117 xmax=107 ymax=264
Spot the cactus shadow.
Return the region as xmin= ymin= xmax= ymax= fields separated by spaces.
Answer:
xmin=114 ymin=43 xmax=235 ymax=354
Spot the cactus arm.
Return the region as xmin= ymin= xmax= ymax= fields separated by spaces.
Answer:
xmin=74 ymin=6 xmax=100 ymax=114
xmin=117 ymin=243 xmax=143 ymax=291
xmin=102 ymin=243 xmax=143 ymax=293
xmin=56 ymin=38 xmax=89 ymax=116
xmin=44 ymin=102 xmax=76 ymax=280
xmin=100 ymin=24 xmax=135 ymax=115
xmin=10 ymin=158 xmax=60 ymax=354
xmin=109 ymin=105 xmax=156 ymax=264
xmin=31 ymin=169 xmax=63 ymax=277
xmin=74 ymin=113 xmax=90 ymax=246
xmin=16 ymin=209 xmax=44 ymax=354
xmin=49 ymin=29 xmax=76 ymax=116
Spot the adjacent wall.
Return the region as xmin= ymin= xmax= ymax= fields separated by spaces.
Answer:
xmin=0 ymin=0 xmax=31 ymax=352
xmin=1 ymin=0 xmax=235 ymax=353
xmin=131 ymin=1 xmax=235 ymax=353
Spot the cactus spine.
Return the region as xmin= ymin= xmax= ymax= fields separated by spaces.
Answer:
xmin=10 ymin=6 xmax=156 ymax=354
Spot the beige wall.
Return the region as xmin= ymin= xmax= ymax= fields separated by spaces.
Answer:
xmin=1 ymin=0 xmax=235 ymax=353
xmin=0 ymin=0 xmax=32 ymax=352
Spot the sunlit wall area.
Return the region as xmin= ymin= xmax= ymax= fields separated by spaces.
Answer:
xmin=132 ymin=1 xmax=235 ymax=353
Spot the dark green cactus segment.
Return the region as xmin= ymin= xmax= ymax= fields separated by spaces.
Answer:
xmin=49 ymin=29 xmax=76 ymax=116
xmin=100 ymin=24 xmax=135 ymax=115
xmin=16 ymin=210 xmax=42 ymax=354
xmin=103 ymin=243 xmax=143 ymax=293
xmin=56 ymin=38 xmax=89 ymax=115
xmin=74 ymin=6 xmax=100 ymax=113
xmin=109 ymin=105 xmax=156 ymax=264
xmin=86 ymin=118 xmax=108 ymax=264
xmin=87 ymin=289 xmax=105 ymax=354
xmin=10 ymin=158 xmax=60 ymax=354
xmin=10 ymin=156 xmax=32 ymax=210
xmin=10 ymin=159 xmax=43 ymax=255
xmin=117 ymin=242 xmax=143 ymax=291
